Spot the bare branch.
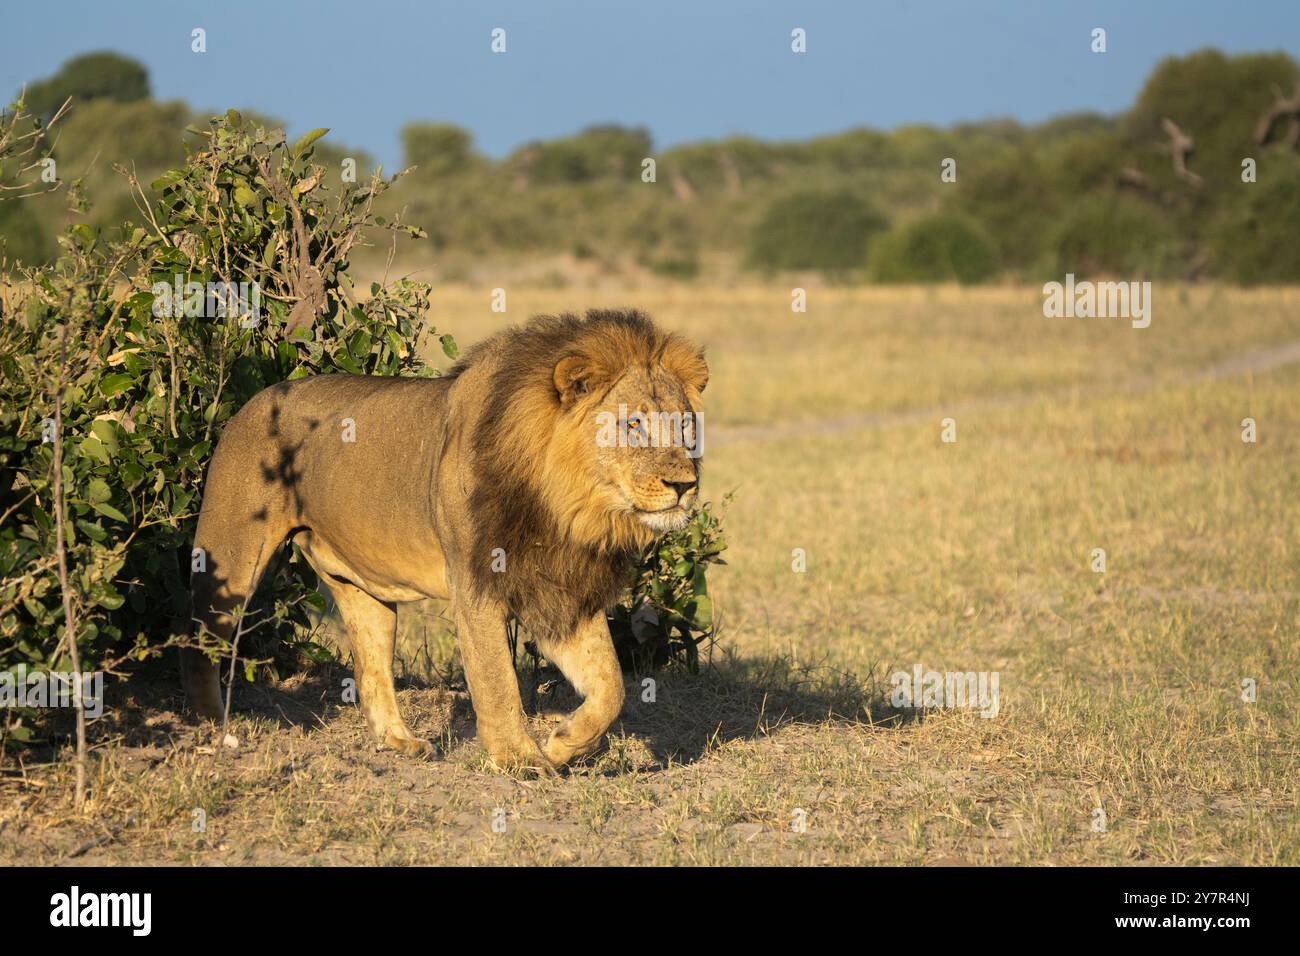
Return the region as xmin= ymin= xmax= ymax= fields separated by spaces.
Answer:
xmin=1160 ymin=117 xmax=1203 ymax=187
xmin=50 ymin=310 xmax=87 ymax=812
xmin=0 ymin=91 xmax=70 ymax=201
xmin=1252 ymin=82 xmax=1300 ymax=147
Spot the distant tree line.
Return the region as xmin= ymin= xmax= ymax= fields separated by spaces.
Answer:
xmin=3 ymin=48 xmax=1299 ymax=283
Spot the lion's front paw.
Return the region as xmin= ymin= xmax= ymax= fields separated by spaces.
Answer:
xmin=487 ymin=739 xmax=558 ymax=777
xmin=543 ymin=716 xmax=610 ymax=769
xmin=543 ymin=728 xmax=580 ymax=768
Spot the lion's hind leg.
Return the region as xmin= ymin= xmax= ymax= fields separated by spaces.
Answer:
xmin=537 ymin=612 xmax=625 ymax=768
xmin=184 ymin=526 xmax=279 ymax=721
xmin=322 ymin=575 xmax=433 ymax=757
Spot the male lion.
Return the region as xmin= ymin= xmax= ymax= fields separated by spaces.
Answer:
xmin=183 ymin=309 xmax=706 ymax=772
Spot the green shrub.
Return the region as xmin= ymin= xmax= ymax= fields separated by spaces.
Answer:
xmin=24 ymin=52 xmax=150 ymax=123
xmin=747 ymin=188 xmax=887 ymax=273
xmin=645 ymin=253 xmax=700 ymax=280
xmin=514 ymin=124 xmax=652 ymax=185
xmin=868 ymin=212 xmax=999 ymax=284
xmin=9 ymin=47 xmax=1300 ymax=288
xmin=609 ymin=495 xmax=728 ymax=673
xmin=400 ymin=122 xmax=477 ymax=177
xmin=1208 ymin=153 xmax=1300 ymax=284
xmin=55 ymin=98 xmax=190 ymax=173
xmin=1125 ymin=49 xmax=1300 ymax=196
xmin=0 ymin=112 xmax=444 ymax=694
xmin=0 ymin=197 xmax=53 ymax=264
xmin=947 ymin=148 xmax=1057 ymax=271
xmin=1049 ymin=194 xmax=1184 ymax=279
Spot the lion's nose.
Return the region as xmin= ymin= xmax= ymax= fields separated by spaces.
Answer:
xmin=663 ymin=479 xmax=697 ymax=502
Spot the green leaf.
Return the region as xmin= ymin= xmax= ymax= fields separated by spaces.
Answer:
xmin=151 ymin=169 xmax=186 ymax=191
xmin=98 ymin=373 xmax=134 ymax=398
xmin=96 ymin=589 xmax=125 ymax=610
xmin=440 ymin=334 xmax=459 ymax=359
xmin=385 ymin=328 xmax=406 ymax=358
xmin=71 ymin=223 xmax=97 ymax=249
xmin=347 ymin=329 xmax=373 ymax=362
xmin=91 ymin=501 xmax=129 ymax=523
xmin=330 ymin=350 xmax=363 ymax=375
xmin=296 ymin=641 xmax=335 ymax=664
xmin=292 ymin=127 xmax=330 ymax=157
xmin=79 ymin=435 xmax=110 ymax=465
xmin=690 ymin=595 xmax=713 ymax=628
xmin=89 ymin=419 xmax=120 ymax=454
xmin=75 ymin=519 xmax=107 ymax=543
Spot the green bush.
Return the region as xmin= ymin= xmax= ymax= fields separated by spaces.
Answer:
xmin=609 ymin=495 xmax=728 ymax=673
xmin=513 ymin=124 xmax=652 ymax=185
xmin=747 ymin=188 xmax=888 ymax=273
xmin=24 ymin=52 xmax=150 ymax=122
xmin=868 ymin=212 xmax=999 ymax=284
xmin=1125 ymin=49 xmax=1300 ymax=196
xmin=0 ymin=197 xmax=53 ymax=264
xmin=54 ymin=98 xmax=190 ymax=172
xmin=400 ymin=122 xmax=477 ymax=177
xmin=1049 ymin=194 xmax=1184 ymax=279
xmin=0 ymin=113 xmax=444 ymax=693
xmin=947 ymin=148 xmax=1057 ymax=271
xmin=1208 ymin=153 xmax=1300 ymax=284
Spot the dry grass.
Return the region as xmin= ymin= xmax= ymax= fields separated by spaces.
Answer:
xmin=2 ymin=283 xmax=1297 ymax=865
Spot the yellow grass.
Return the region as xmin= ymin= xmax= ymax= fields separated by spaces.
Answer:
xmin=2 ymin=283 xmax=1297 ymax=865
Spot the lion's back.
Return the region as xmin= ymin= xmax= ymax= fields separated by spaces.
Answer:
xmin=203 ymin=374 xmax=454 ymax=525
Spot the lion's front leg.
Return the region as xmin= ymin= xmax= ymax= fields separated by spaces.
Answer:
xmin=537 ymin=612 xmax=626 ymax=768
xmin=455 ymin=598 xmax=555 ymax=774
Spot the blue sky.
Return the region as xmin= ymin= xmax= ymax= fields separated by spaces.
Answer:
xmin=3 ymin=1 xmax=1296 ymax=169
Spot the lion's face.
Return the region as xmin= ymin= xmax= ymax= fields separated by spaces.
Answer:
xmin=552 ymin=346 xmax=707 ymax=539
xmin=598 ymin=364 xmax=701 ymax=532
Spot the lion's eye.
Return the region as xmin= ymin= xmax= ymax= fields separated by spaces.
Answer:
xmin=627 ymin=416 xmax=642 ymax=430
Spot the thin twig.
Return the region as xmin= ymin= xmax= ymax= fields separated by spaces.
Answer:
xmin=50 ymin=314 xmax=87 ymax=812
xmin=221 ymin=542 xmax=267 ymax=741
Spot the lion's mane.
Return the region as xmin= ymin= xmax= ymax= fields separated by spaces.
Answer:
xmin=444 ymin=309 xmax=705 ymax=641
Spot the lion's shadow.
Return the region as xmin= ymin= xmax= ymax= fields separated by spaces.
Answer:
xmin=596 ymin=653 xmax=913 ymax=771
xmin=78 ymin=650 xmax=912 ymax=774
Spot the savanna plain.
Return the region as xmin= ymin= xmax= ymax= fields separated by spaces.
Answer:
xmin=2 ymin=282 xmax=1297 ymax=865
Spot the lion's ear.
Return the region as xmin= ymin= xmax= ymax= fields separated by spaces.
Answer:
xmin=553 ymin=355 xmax=601 ymax=407
xmin=663 ymin=344 xmax=708 ymax=395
